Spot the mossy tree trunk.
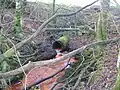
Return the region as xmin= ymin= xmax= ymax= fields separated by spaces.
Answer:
xmin=89 ymin=0 xmax=110 ymax=85
xmin=96 ymin=0 xmax=110 ymax=62
xmin=0 ymin=0 xmax=25 ymax=87
xmin=0 ymin=0 xmax=24 ymax=63
xmin=13 ymin=0 xmax=24 ymax=38
xmin=95 ymin=0 xmax=109 ymax=67
xmin=96 ymin=0 xmax=110 ymax=41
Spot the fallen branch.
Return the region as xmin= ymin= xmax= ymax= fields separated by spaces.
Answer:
xmin=25 ymin=58 xmax=71 ymax=90
xmin=57 ymin=0 xmax=99 ymax=17
xmin=0 ymin=37 xmax=119 ymax=78
xmin=30 ymin=28 xmax=95 ymax=34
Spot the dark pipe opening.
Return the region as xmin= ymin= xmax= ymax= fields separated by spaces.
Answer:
xmin=52 ymin=41 xmax=63 ymax=49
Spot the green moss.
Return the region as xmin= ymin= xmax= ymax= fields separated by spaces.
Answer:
xmin=96 ymin=12 xmax=107 ymax=41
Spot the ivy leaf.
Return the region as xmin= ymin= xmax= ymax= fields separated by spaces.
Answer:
xmin=1 ymin=61 xmax=10 ymax=72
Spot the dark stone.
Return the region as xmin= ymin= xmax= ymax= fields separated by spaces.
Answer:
xmin=35 ymin=42 xmax=57 ymax=60
xmin=19 ymin=40 xmax=57 ymax=61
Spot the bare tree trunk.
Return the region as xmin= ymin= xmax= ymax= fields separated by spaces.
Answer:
xmin=52 ymin=0 xmax=56 ymax=27
xmin=53 ymin=0 xmax=56 ymax=15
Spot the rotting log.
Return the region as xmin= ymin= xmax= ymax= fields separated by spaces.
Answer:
xmin=52 ymin=36 xmax=69 ymax=51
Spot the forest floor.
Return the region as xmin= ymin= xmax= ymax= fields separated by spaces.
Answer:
xmin=69 ymin=32 xmax=119 ymax=90
xmin=21 ymin=18 xmax=120 ymax=89
xmin=1 ymin=9 xmax=120 ymax=90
